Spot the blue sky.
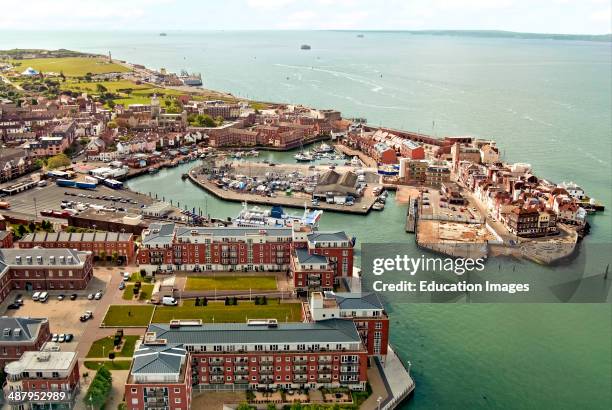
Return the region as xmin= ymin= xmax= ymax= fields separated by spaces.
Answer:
xmin=1 ymin=0 xmax=610 ymax=34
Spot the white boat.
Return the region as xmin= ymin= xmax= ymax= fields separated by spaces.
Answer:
xmin=232 ymin=203 xmax=323 ymax=228
xmin=372 ymin=202 xmax=385 ymax=211
xmin=314 ymin=143 xmax=333 ymax=153
xmin=294 ymin=151 xmax=313 ymax=162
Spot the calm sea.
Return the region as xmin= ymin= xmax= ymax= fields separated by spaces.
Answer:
xmin=1 ymin=30 xmax=610 ymax=408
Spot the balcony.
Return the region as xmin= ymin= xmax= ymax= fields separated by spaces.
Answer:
xmin=259 ymin=377 xmax=274 ymax=384
xmin=318 ymin=356 xmax=332 ymax=364
xmin=259 ymin=367 xmax=274 ymax=374
xmin=317 ymin=376 xmax=332 ymax=383
xmin=260 ymin=357 xmax=274 ymax=364
xmin=234 ymin=358 xmax=249 ymax=364
xmin=235 ymin=377 xmax=249 ymax=384
xmin=318 ymin=366 xmax=332 ymax=373
xmin=210 ymin=378 xmax=225 ymax=384
xmin=293 ymin=366 xmax=307 ymax=374
xmin=209 ymin=367 xmax=224 ymax=375
xmin=293 ymin=357 xmax=308 ymax=364
xmin=234 ymin=368 xmax=249 ymax=375
xmin=209 ymin=358 xmax=224 ymax=365
xmin=293 ymin=376 xmax=308 ymax=383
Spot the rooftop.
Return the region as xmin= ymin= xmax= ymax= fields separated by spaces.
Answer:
xmin=0 ymin=317 xmax=48 ymax=343
xmin=146 ymin=319 xmax=362 ymax=346
xmin=131 ymin=344 xmax=186 ymax=375
xmin=4 ymin=351 xmax=76 ymax=375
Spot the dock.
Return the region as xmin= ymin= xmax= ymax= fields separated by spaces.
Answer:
xmin=405 ymin=196 xmax=419 ymax=233
xmin=188 ymin=168 xmax=377 ymax=215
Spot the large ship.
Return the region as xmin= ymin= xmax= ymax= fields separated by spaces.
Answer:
xmin=179 ymin=70 xmax=203 ymax=86
xmin=233 ymin=203 xmax=323 ymax=228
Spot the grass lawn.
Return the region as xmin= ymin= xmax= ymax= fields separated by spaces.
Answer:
xmin=152 ymin=300 xmax=302 ymax=324
xmin=61 ymin=79 xmax=150 ymax=93
xmin=185 ymin=275 xmax=277 ymax=291
xmin=10 ymin=57 xmax=129 ymax=76
xmin=122 ymin=284 xmax=154 ymax=301
xmin=86 ymin=335 xmax=140 ymax=358
xmin=84 ymin=360 xmax=132 ymax=371
xmin=102 ymin=305 xmax=154 ymax=327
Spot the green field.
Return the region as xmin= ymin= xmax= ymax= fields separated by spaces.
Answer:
xmin=185 ymin=275 xmax=278 ymax=291
xmin=123 ymin=284 xmax=154 ymax=301
xmin=102 ymin=305 xmax=154 ymax=327
xmin=10 ymin=57 xmax=129 ymax=76
xmin=86 ymin=335 xmax=140 ymax=358
xmin=84 ymin=360 xmax=132 ymax=371
xmin=152 ymin=300 xmax=302 ymax=324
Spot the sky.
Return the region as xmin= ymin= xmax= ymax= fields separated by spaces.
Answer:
xmin=0 ymin=0 xmax=610 ymax=34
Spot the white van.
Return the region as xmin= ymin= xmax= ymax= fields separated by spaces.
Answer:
xmin=123 ymin=272 xmax=131 ymax=281
xmin=38 ymin=292 xmax=49 ymax=302
xmin=162 ymin=296 xmax=178 ymax=306
xmin=32 ymin=291 xmax=41 ymax=301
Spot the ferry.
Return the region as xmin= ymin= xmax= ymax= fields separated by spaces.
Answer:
xmin=233 ymin=203 xmax=323 ymax=228
xmin=300 ymin=44 xmax=311 ymax=50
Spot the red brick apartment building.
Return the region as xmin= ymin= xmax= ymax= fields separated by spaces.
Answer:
xmin=0 ymin=248 xmax=93 ymax=302
xmin=308 ymin=292 xmax=389 ymax=357
xmin=0 ymin=317 xmax=51 ymax=370
xmin=125 ymin=319 xmax=368 ymax=410
xmin=19 ymin=231 xmax=135 ymax=264
xmin=137 ymin=224 xmax=354 ymax=292
xmin=3 ymin=350 xmax=80 ymax=409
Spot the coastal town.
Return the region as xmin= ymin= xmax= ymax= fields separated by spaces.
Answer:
xmin=0 ymin=49 xmax=605 ymax=409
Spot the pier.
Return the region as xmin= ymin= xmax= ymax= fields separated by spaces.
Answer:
xmin=405 ymin=196 xmax=419 ymax=233
xmin=188 ymin=167 xmax=378 ymax=215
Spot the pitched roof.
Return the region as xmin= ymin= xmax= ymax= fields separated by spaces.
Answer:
xmin=131 ymin=344 xmax=186 ymax=375
xmin=147 ymin=319 xmax=361 ymax=345
xmin=0 ymin=317 xmax=47 ymax=343
xmin=294 ymin=248 xmax=328 ymax=264
xmin=332 ymin=292 xmax=384 ymax=310
xmin=307 ymin=231 xmax=351 ymax=243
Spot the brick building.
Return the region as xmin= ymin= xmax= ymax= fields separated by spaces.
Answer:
xmin=0 ymin=248 xmax=93 ymax=301
xmin=0 ymin=230 xmax=13 ymax=248
xmin=125 ymin=318 xmax=368 ymax=410
xmin=0 ymin=317 xmax=51 ymax=370
xmin=19 ymin=231 xmax=135 ymax=264
xmin=3 ymin=350 xmax=80 ymax=409
xmin=308 ymin=292 xmax=389 ymax=358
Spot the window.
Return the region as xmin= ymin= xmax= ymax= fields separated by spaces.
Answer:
xmin=174 ymin=388 xmax=180 ymax=393
xmin=131 ymin=388 xmax=137 ymax=394
xmin=175 ymin=398 xmax=181 ymax=404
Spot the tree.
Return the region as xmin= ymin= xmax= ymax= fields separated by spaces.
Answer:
xmin=99 ymin=250 xmax=106 ymax=261
xmin=195 ymin=297 xmax=200 ymax=306
xmin=236 ymin=404 xmax=252 ymax=410
xmin=108 ymin=352 xmax=116 ymax=362
xmin=84 ymin=366 xmax=112 ymax=409
xmin=96 ymin=84 xmax=108 ymax=93
xmin=16 ymin=224 xmax=27 ymax=239
xmin=46 ymin=153 xmax=71 ymax=170
xmin=28 ymin=221 xmax=36 ymax=233
xmin=267 ymin=404 xmax=277 ymax=410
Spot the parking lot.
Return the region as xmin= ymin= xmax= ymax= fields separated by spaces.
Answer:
xmin=0 ymin=267 xmax=115 ymax=352
xmin=2 ymin=182 xmax=155 ymax=219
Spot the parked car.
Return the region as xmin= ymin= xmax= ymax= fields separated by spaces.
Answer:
xmin=7 ymin=303 xmax=20 ymax=310
xmin=58 ymin=334 xmax=66 ymax=343
xmin=57 ymin=294 xmax=65 ymax=301
xmin=51 ymin=334 xmax=59 ymax=342
xmin=70 ymin=293 xmax=78 ymax=300
xmin=87 ymin=293 xmax=94 ymax=300
xmin=65 ymin=334 xmax=74 ymax=342
xmin=80 ymin=311 xmax=93 ymax=322
xmin=14 ymin=295 xmax=23 ymax=306
xmin=119 ymin=281 xmax=126 ymax=290
xmin=32 ymin=291 xmax=41 ymax=301
xmin=94 ymin=291 xmax=103 ymax=300
xmin=38 ymin=292 xmax=49 ymax=302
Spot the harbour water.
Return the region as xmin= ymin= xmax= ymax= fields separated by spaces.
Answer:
xmin=2 ymin=30 xmax=610 ymax=408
